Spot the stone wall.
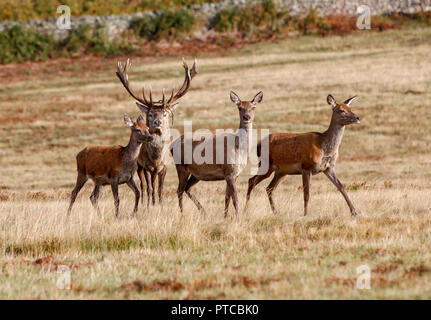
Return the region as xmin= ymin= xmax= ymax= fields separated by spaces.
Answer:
xmin=0 ymin=0 xmax=429 ymax=40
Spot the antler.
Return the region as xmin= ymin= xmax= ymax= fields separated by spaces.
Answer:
xmin=116 ymin=59 xmax=153 ymax=108
xmin=116 ymin=58 xmax=198 ymax=110
xmin=166 ymin=58 xmax=198 ymax=107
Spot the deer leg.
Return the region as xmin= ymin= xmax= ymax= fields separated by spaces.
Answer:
xmin=246 ymin=170 xmax=273 ymax=206
xmin=89 ymin=184 xmax=101 ymax=216
xmin=151 ymin=171 xmax=156 ymax=206
xmin=224 ymin=187 xmax=231 ymax=218
xmin=137 ymin=164 xmax=145 ymax=205
xmin=226 ymin=176 xmax=238 ymax=218
xmin=176 ymin=169 xmax=190 ymax=213
xmin=266 ymin=172 xmax=285 ymax=214
xmin=324 ymin=168 xmax=358 ymax=216
xmin=158 ymin=166 xmax=167 ymax=205
xmin=67 ymin=172 xmax=88 ymax=216
xmin=143 ymin=169 xmax=152 ymax=210
xmin=110 ymin=182 xmax=120 ymax=219
xmin=127 ymin=178 xmax=140 ymax=217
xmin=185 ymin=176 xmax=205 ymax=214
xmin=302 ymin=170 xmax=311 ymax=216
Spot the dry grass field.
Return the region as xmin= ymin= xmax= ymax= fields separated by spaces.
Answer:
xmin=1 ymin=26 xmax=431 ymax=299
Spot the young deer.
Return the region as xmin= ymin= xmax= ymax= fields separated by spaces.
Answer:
xmin=171 ymin=91 xmax=263 ymax=217
xmin=246 ymin=94 xmax=361 ymax=217
xmin=67 ymin=115 xmax=153 ymax=218
xmin=116 ymin=58 xmax=197 ymax=209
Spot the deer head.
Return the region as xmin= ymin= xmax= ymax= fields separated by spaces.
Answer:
xmin=124 ymin=114 xmax=153 ymax=143
xmin=327 ymin=94 xmax=361 ymax=126
xmin=230 ymin=91 xmax=263 ymax=128
xmin=117 ymin=58 xmax=198 ymax=136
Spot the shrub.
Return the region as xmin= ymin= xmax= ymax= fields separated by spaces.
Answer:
xmin=58 ymin=24 xmax=137 ymax=56
xmin=212 ymin=0 xmax=288 ymax=34
xmin=131 ymin=9 xmax=195 ymax=41
xmin=318 ymin=14 xmax=357 ymax=36
xmin=296 ymin=8 xmax=328 ymax=35
xmin=0 ymin=24 xmax=137 ymax=64
xmin=212 ymin=7 xmax=237 ymax=33
xmin=0 ymin=25 xmax=55 ymax=63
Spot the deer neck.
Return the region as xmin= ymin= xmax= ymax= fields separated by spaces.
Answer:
xmin=239 ymin=121 xmax=252 ymax=146
xmin=323 ymin=116 xmax=345 ymax=156
xmin=150 ymin=128 xmax=170 ymax=146
xmin=124 ymin=135 xmax=142 ymax=164
xmin=143 ymin=133 xmax=165 ymax=165
xmin=148 ymin=132 xmax=166 ymax=151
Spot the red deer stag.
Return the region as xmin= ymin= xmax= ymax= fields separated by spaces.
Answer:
xmin=116 ymin=58 xmax=197 ymax=209
xmin=246 ymin=94 xmax=361 ymax=217
xmin=67 ymin=115 xmax=153 ymax=218
xmin=171 ymin=91 xmax=263 ymax=217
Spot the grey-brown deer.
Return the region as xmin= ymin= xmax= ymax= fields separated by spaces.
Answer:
xmin=246 ymin=94 xmax=361 ymax=217
xmin=171 ymin=91 xmax=263 ymax=217
xmin=116 ymin=58 xmax=197 ymax=209
xmin=67 ymin=115 xmax=153 ymax=218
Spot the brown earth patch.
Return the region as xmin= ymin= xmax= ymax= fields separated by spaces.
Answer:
xmin=121 ymin=274 xmax=280 ymax=294
xmin=403 ymin=264 xmax=431 ymax=279
xmin=19 ymin=254 xmax=94 ymax=272
xmin=121 ymin=279 xmax=185 ymax=292
xmin=373 ymin=264 xmax=399 ymax=274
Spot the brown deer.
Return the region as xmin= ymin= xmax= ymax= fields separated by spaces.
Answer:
xmin=246 ymin=94 xmax=361 ymax=217
xmin=116 ymin=58 xmax=197 ymax=209
xmin=67 ymin=115 xmax=153 ymax=218
xmin=171 ymin=91 xmax=263 ymax=217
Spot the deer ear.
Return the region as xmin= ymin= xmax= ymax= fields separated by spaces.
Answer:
xmin=136 ymin=102 xmax=149 ymax=114
xmin=136 ymin=114 xmax=145 ymax=125
xmin=343 ymin=95 xmax=357 ymax=106
xmin=327 ymin=95 xmax=337 ymax=109
xmin=230 ymin=91 xmax=241 ymax=105
xmin=124 ymin=114 xmax=134 ymax=128
xmin=252 ymin=91 xmax=263 ymax=105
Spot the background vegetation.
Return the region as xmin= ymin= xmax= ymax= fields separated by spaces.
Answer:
xmin=1 ymin=0 xmax=431 ymax=64
xmin=0 ymin=0 xmax=222 ymax=21
xmin=130 ymin=8 xmax=195 ymax=41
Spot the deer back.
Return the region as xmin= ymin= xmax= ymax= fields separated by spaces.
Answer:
xmin=77 ymin=145 xmax=124 ymax=179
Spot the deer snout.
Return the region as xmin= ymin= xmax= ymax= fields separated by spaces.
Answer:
xmin=355 ymin=116 xmax=362 ymax=124
xmin=153 ymin=120 xmax=162 ymax=127
xmin=145 ymin=135 xmax=154 ymax=142
xmin=242 ymin=114 xmax=251 ymax=122
xmin=138 ymin=133 xmax=154 ymax=143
